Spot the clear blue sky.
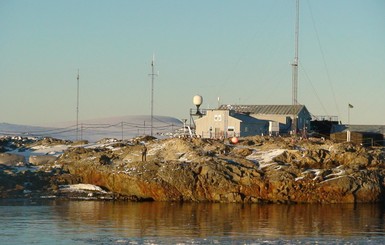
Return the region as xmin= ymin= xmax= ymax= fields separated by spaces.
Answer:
xmin=1 ymin=0 xmax=384 ymax=125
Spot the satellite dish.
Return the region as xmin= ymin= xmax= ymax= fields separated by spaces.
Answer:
xmin=193 ymin=95 xmax=203 ymax=116
xmin=193 ymin=95 xmax=203 ymax=106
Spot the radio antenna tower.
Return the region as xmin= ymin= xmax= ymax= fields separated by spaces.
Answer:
xmin=76 ymin=69 xmax=80 ymax=140
xmin=149 ymin=54 xmax=158 ymax=137
xmin=291 ymin=0 xmax=299 ymax=134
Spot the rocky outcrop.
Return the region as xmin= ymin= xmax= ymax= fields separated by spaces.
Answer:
xmin=0 ymin=136 xmax=82 ymax=198
xmin=0 ymin=153 xmax=25 ymax=166
xmin=1 ymin=135 xmax=384 ymax=202
xmin=29 ymin=155 xmax=57 ymax=166
xmin=56 ymin=137 xmax=385 ymax=203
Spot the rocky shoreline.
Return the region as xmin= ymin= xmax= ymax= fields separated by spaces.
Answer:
xmin=1 ymin=135 xmax=384 ymax=203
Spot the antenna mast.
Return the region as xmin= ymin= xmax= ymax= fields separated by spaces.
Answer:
xmin=149 ymin=55 xmax=157 ymax=137
xmin=292 ymin=0 xmax=299 ymax=134
xmin=76 ymin=69 xmax=80 ymax=140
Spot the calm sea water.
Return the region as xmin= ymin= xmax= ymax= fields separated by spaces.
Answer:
xmin=1 ymin=199 xmax=385 ymax=244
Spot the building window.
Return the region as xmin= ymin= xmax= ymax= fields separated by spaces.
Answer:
xmin=245 ymin=127 xmax=248 ymax=132
xmin=228 ymin=126 xmax=235 ymax=132
xmin=214 ymin=115 xmax=222 ymax=121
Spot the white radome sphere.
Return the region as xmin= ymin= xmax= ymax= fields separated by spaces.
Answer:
xmin=193 ymin=95 xmax=203 ymax=106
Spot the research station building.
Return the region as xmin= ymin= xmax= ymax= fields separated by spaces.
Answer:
xmin=194 ymin=104 xmax=312 ymax=139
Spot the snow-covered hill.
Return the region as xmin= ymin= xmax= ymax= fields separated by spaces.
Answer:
xmin=0 ymin=115 xmax=183 ymax=142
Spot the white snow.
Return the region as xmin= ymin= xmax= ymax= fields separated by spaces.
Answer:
xmin=295 ymin=176 xmax=304 ymax=181
xmin=30 ymin=144 xmax=69 ymax=157
xmin=83 ymin=142 xmax=120 ymax=150
xmin=320 ymin=175 xmax=345 ymax=184
xmin=295 ymin=165 xmax=348 ymax=182
xmin=325 ymin=166 xmax=346 ymax=179
xmin=59 ymin=184 xmax=107 ymax=193
xmin=8 ymin=144 xmax=70 ymax=161
xmin=302 ymin=169 xmax=323 ymax=181
xmin=246 ymin=149 xmax=285 ymax=169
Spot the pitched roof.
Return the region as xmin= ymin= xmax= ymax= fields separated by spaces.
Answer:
xmin=219 ymin=105 xmax=306 ymax=115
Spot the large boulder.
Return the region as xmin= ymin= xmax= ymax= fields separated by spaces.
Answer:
xmin=29 ymin=155 xmax=57 ymax=166
xmin=0 ymin=153 xmax=25 ymax=166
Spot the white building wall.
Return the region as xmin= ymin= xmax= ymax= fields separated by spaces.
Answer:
xmin=195 ymin=110 xmax=241 ymax=138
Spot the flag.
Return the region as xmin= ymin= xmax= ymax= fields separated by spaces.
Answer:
xmin=348 ymin=104 xmax=354 ymax=108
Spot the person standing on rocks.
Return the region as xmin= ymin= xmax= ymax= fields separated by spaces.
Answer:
xmin=141 ymin=144 xmax=147 ymax=162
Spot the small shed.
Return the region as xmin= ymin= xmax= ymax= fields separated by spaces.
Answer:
xmin=330 ymin=131 xmax=384 ymax=146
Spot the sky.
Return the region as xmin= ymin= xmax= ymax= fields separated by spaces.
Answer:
xmin=1 ymin=0 xmax=384 ymax=126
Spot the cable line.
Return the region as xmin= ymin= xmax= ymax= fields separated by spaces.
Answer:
xmin=306 ymin=0 xmax=340 ymax=118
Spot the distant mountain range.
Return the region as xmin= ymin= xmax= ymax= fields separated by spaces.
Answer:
xmin=0 ymin=115 xmax=183 ymax=142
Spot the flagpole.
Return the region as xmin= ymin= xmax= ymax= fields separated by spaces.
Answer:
xmin=76 ymin=69 xmax=80 ymax=141
xmin=347 ymin=103 xmax=352 ymax=142
xmin=348 ymin=103 xmax=353 ymax=127
xmin=348 ymin=104 xmax=350 ymax=127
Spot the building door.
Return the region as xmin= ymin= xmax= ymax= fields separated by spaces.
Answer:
xmin=214 ymin=128 xmax=221 ymax=139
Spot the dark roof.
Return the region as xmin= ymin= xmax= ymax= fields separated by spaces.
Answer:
xmin=219 ymin=104 xmax=306 ymax=115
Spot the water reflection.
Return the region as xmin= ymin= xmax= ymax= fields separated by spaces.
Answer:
xmin=51 ymin=201 xmax=385 ymax=239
